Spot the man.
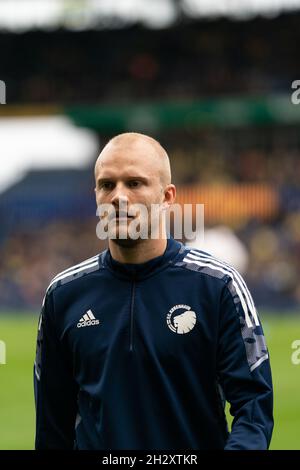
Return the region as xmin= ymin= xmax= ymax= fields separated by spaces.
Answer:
xmin=34 ymin=132 xmax=273 ymax=450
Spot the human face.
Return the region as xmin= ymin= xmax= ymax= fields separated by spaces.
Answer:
xmin=94 ymin=141 xmax=168 ymax=243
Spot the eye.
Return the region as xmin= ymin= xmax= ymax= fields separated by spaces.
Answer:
xmin=128 ymin=180 xmax=141 ymax=188
xmin=99 ymin=181 xmax=114 ymax=190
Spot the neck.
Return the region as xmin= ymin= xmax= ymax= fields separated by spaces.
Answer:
xmin=108 ymin=237 xmax=168 ymax=264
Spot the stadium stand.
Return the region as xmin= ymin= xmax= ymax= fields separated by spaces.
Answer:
xmin=0 ymin=12 xmax=299 ymax=310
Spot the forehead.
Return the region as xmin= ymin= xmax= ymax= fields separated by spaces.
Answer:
xmin=95 ymin=140 xmax=160 ymax=179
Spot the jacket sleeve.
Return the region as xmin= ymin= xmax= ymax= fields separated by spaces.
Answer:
xmin=34 ymin=291 xmax=78 ymax=449
xmin=217 ymin=276 xmax=274 ymax=450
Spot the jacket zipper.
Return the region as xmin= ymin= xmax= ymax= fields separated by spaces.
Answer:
xmin=129 ymin=280 xmax=136 ymax=351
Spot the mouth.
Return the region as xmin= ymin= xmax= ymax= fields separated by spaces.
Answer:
xmin=110 ymin=213 xmax=135 ymax=221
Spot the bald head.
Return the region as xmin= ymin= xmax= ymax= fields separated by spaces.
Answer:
xmin=95 ymin=132 xmax=171 ymax=187
xmin=94 ymin=132 xmax=177 ymax=249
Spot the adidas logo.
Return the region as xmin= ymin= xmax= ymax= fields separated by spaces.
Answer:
xmin=77 ymin=309 xmax=100 ymax=328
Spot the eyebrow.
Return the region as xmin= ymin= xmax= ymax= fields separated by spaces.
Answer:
xmin=96 ymin=176 xmax=149 ymax=185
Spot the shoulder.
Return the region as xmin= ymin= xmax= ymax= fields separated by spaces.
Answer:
xmin=176 ymin=244 xmax=240 ymax=284
xmin=179 ymin=245 xmax=259 ymax=328
xmin=44 ymin=252 xmax=104 ymax=298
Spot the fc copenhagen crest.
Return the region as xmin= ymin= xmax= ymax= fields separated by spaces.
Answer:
xmin=166 ymin=304 xmax=197 ymax=334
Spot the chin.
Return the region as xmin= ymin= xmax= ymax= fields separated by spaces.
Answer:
xmin=110 ymin=238 xmax=141 ymax=248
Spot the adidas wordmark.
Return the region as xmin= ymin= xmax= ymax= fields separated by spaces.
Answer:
xmin=77 ymin=310 xmax=100 ymax=328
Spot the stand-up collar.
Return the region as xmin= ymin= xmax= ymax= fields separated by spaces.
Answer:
xmin=103 ymin=237 xmax=184 ymax=280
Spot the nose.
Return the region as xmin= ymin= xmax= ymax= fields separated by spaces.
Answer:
xmin=110 ymin=182 xmax=129 ymax=208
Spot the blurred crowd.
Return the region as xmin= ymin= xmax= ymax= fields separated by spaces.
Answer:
xmin=0 ymin=143 xmax=299 ymax=311
xmin=1 ymin=11 xmax=297 ymax=104
xmin=0 ymin=221 xmax=106 ymax=310
xmin=0 ymin=8 xmax=299 ymax=310
xmin=0 ymin=212 xmax=299 ymax=311
xmin=238 ymin=212 xmax=300 ymax=309
xmin=170 ymin=144 xmax=300 ymax=189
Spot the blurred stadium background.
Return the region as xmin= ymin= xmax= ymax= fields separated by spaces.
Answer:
xmin=0 ymin=0 xmax=300 ymax=450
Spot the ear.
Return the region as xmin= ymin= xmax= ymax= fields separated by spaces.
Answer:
xmin=163 ymin=184 xmax=176 ymax=208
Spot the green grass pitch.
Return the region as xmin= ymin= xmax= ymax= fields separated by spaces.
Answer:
xmin=0 ymin=313 xmax=299 ymax=449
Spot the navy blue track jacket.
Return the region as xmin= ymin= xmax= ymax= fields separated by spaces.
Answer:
xmin=34 ymin=237 xmax=273 ymax=450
